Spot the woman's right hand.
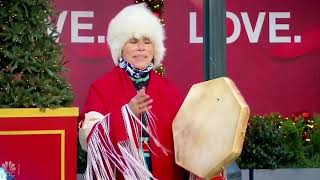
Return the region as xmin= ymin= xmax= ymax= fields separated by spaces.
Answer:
xmin=128 ymin=87 xmax=153 ymax=117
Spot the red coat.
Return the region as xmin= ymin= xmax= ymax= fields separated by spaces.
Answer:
xmin=82 ymin=66 xmax=188 ymax=179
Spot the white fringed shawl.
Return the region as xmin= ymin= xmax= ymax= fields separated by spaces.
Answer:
xmin=79 ymin=104 xmax=170 ymax=180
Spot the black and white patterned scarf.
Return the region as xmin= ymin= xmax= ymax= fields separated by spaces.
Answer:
xmin=119 ymin=57 xmax=153 ymax=90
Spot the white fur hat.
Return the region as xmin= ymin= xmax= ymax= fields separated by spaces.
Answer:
xmin=107 ymin=3 xmax=166 ymax=68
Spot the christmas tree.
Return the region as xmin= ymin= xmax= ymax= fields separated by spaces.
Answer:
xmin=0 ymin=0 xmax=73 ymax=108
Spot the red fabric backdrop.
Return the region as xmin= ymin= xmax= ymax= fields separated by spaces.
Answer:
xmin=54 ymin=0 xmax=320 ymax=115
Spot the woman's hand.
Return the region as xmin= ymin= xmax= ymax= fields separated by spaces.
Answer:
xmin=128 ymin=87 xmax=153 ymax=117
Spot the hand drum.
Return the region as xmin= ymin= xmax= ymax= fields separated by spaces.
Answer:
xmin=172 ymin=77 xmax=250 ymax=179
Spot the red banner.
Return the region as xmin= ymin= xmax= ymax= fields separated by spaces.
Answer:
xmin=54 ymin=0 xmax=320 ymax=115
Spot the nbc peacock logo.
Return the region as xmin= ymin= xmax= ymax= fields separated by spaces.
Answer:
xmin=0 ymin=161 xmax=18 ymax=180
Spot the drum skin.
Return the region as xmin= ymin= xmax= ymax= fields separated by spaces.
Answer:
xmin=172 ymin=77 xmax=250 ymax=179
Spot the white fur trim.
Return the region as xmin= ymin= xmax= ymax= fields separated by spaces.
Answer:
xmin=79 ymin=111 xmax=104 ymax=151
xmin=107 ymin=3 xmax=166 ymax=67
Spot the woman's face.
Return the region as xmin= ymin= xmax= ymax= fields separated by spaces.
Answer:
xmin=122 ymin=36 xmax=154 ymax=70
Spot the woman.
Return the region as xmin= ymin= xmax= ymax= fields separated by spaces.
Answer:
xmin=79 ymin=4 xmax=187 ymax=180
